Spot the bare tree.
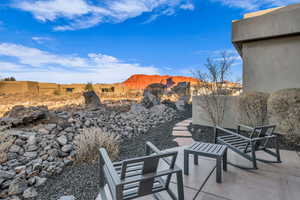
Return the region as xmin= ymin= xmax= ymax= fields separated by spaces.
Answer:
xmin=193 ymin=51 xmax=237 ymax=126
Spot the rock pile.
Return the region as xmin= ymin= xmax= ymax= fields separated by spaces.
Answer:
xmin=0 ymin=95 xmax=181 ymax=199
xmin=0 ymin=106 xmax=49 ymax=128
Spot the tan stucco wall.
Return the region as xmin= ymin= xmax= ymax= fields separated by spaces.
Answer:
xmin=0 ymin=81 xmax=39 ymax=94
xmin=232 ymin=3 xmax=300 ymax=93
xmin=242 ymin=35 xmax=300 ymax=93
xmin=192 ymin=96 xmax=239 ymax=129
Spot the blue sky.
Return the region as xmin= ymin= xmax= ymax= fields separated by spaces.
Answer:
xmin=0 ymin=0 xmax=299 ymax=83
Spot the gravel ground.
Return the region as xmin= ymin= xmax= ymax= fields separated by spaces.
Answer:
xmin=35 ymin=108 xmax=191 ymax=200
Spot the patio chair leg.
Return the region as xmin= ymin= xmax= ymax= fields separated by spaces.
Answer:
xmin=223 ymin=149 xmax=227 ymax=171
xmin=194 ymin=154 xmax=198 ymax=165
xmin=216 ymin=157 xmax=222 ymax=183
xmin=166 ymin=189 xmax=177 ymax=200
xmin=184 ymin=150 xmax=189 ymax=175
xmin=275 ymin=138 xmax=281 ymax=162
xmin=251 ymin=144 xmax=258 ymax=170
xmin=153 ymin=193 xmax=163 ymax=200
xmin=176 ymin=171 xmax=185 ymax=200
xmin=99 ymin=153 xmax=105 ymax=187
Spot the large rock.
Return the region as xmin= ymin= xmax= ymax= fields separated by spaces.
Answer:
xmin=8 ymin=178 xmax=28 ymax=195
xmin=0 ymin=106 xmax=49 ymax=127
xmin=83 ymin=91 xmax=102 ymax=108
xmin=130 ymin=104 xmax=147 ymax=114
xmin=171 ymin=82 xmax=191 ymax=97
xmin=23 ymin=187 xmax=38 ymax=199
xmin=0 ymin=170 xmax=15 ymax=179
xmin=58 ymin=195 xmax=76 ymax=200
xmin=175 ymin=96 xmax=189 ymax=111
xmin=141 ymin=90 xmax=160 ymax=109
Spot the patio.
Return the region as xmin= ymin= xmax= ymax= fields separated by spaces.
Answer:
xmin=97 ymin=118 xmax=300 ymax=200
xmin=97 ymin=146 xmax=300 ymax=200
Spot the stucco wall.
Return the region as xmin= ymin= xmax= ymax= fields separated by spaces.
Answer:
xmin=242 ymin=35 xmax=300 ymax=93
xmin=192 ymin=96 xmax=239 ymax=129
xmin=0 ymin=81 xmax=38 ymax=94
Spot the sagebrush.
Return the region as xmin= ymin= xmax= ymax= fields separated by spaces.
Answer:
xmin=268 ymin=88 xmax=300 ymax=138
xmin=0 ymin=131 xmax=15 ymax=164
xmin=238 ymin=92 xmax=269 ymax=127
xmin=74 ymin=128 xmax=120 ymax=163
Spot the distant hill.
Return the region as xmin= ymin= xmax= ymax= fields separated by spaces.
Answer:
xmin=123 ymin=74 xmax=199 ymax=90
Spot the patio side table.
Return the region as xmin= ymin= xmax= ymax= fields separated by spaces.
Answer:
xmin=184 ymin=142 xmax=227 ymax=183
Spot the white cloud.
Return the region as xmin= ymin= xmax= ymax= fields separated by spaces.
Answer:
xmin=13 ymin=0 xmax=195 ymax=31
xmin=180 ymin=3 xmax=195 ymax=10
xmin=0 ymin=43 xmax=160 ymax=83
xmin=0 ymin=61 xmax=25 ymax=72
xmin=32 ymin=36 xmax=53 ymax=44
xmin=211 ymin=0 xmax=300 ymax=10
xmin=0 ymin=43 xmax=87 ymax=67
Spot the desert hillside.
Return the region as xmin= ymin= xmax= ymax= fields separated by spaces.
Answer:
xmin=123 ymin=74 xmax=199 ymax=90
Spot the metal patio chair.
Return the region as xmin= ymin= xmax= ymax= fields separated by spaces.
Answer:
xmin=215 ymin=124 xmax=281 ymax=169
xmin=98 ymin=141 xmax=184 ymax=200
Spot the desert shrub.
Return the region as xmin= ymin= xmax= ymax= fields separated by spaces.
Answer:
xmin=85 ymin=82 xmax=94 ymax=92
xmin=74 ymin=128 xmax=120 ymax=163
xmin=193 ymin=51 xmax=237 ymax=126
xmin=238 ymin=92 xmax=269 ymax=126
xmin=268 ymin=88 xmax=300 ymax=139
xmin=53 ymin=89 xmax=61 ymax=96
xmin=0 ymin=131 xmax=15 ymax=164
xmin=1 ymin=77 xmax=16 ymax=81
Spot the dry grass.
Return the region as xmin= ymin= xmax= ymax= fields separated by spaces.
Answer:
xmin=74 ymin=128 xmax=120 ymax=163
xmin=0 ymin=131 xmax=15 ymax=164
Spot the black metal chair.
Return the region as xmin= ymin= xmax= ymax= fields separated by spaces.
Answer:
xmin=215 ymin=124 xmax=281 ymax=170
xmin=98 ymin=141 xmax=184 ymax=200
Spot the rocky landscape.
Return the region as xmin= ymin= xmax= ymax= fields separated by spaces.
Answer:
xmin=0 ymin=89 xmax=189 ymax=200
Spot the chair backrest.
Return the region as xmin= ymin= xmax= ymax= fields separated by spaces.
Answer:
xmin=119 ymin=151 xmax=178 ymax=198
xmin=250 ymin=125 xmax=276 ymax=150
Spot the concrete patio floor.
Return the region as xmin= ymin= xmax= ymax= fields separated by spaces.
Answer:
xmin=97 ymin=147 xmax=300 ymax=200
xmin=97 ymin=118 xmax=300 ymax=200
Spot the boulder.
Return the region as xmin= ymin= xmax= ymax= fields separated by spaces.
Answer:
xmin=8 ymin=178 xmax=28 ymax=195
xmin=175 ymin=96 xmax=189 ymax=111
xmin=58 ymin=195 xmax=76 ymax=200
xmin=83 ymin=91 xmax=102 ymax=108
xmin=161 ymin=100 xmax=177 ymax=110
xmin=1 ymin=105 xmax=49 ymax=127
xmin=130 ymin=104 xmax=147 ymax=114
xmin=141 ymin=90 xmax=160 ymax=109
xmin=57 ymin=135 xmax=68 ymax=146
xmin=23 ymin=187 xmax=38 ymax=199
xmin=0 ymin=170 xmax=16 ymax=179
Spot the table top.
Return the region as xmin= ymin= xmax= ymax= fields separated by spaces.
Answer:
xmin=186 ymin=142 xmax=227 ymax=157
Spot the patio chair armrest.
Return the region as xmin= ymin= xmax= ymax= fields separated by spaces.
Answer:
xmin=99 ymin=148 xmax=121 ymax=185
xmin=216 ymin=126 xmax=251 ymax=141
xmin=146 ymin=141 xmax=161 ymax=155
xmin=250 ymin=135 xmax=277 ymax=142
xmin=237 ymin=124 xmax=254 ymax=131
xmin=120 ymin=168 xmax=182 ymax=186
xmin=145 ymin=141 xmax=180 ymax=168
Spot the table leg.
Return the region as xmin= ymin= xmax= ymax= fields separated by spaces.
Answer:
xmin=216 ymin=157 xmax=222 ymax=183
xmin=223 ymin=148 xmax=227 ymax=171
xmin=194 ymin=154 xmax=198 ymax=165
xmin=184 ymin=150 xmax=189 ymax=175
